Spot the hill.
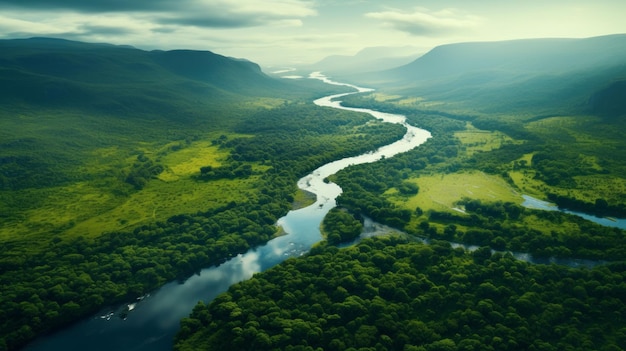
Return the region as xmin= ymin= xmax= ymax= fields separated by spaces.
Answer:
xmin=355 ymin=34 xmax=626 ymax=115
xmin=0 ymin=37 xmax=294 ymax=115
xmin=296 ymin=46 xmax=423 ymax=77
xmin=589 ymin=78 xmax=626 ymax=119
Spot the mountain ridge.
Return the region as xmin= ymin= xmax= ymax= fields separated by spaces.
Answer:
xmin=298 ymin=45 xmax=423 ymax=76
xmin=0 ymin=37 xmax=290 ymax=115
xmin=389 ymin=34 xmax=626 ymax=79
xmin=352 ymin=34 xmax=626 ymax=115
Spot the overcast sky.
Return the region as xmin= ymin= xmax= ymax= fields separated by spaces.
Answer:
xmin=1 ymin=0 xmax=625 ymax=67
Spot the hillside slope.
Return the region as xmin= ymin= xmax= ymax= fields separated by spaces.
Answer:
xmin=356 ymin=34 xmax=626 ymax=115
xmin=0 ymin=37 xmax=289 ymax=115
xmin=301 ymin=46 xmax=423 ymax=76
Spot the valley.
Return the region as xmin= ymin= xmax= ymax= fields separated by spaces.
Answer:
xmin=0 ymin=39 xmax=403 ymax=350
xmin=1 ymin=34 xmax=625 ymax=351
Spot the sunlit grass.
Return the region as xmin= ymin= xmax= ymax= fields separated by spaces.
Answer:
xmin=0 ymin=103 xmax=262 ymax=243
xmin=1 ymin=130 xmax=272 ymax=241
xmin=455 ymin=122 xmax=518 ymax=156
xmin=510 ymin=167 xmax=626 ymax=205
xmin=291 ymin=189 xmax=317 ymax=210
xmin=386 ymin=171 xmax=521 ymax=213
xmin=65 ymin=176 xmax=259 ymax=238
xmin=157 ymin=140 xmax=228 ymax=182
xmin=506 ymin=115 xmax=626 ymax=205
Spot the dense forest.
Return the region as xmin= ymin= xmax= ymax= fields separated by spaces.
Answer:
xmin=174 ymin=40 xmax=626 ymax=350
xmin=322 ymin=207 xmax=363 ymax=245
xmin=3 ymin=36 xmax=626 ymax=351
xmin=175 ymin=236 xmax=626 ymax=351
xmin=0 ymin=100 xmax=406 ymax=350
xmin=329 ymin=94 xmax=626 ymax=260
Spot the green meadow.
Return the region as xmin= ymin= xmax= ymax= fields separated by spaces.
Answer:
xmin=0 ymin=105 xmax=273 ymax=243
xmin=386 ymin=171 xmax=520 ymax=213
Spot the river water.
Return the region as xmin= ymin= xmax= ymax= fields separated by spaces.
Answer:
xmin=24 ymin=73 xmax=623 ymax=351
xmin=521 ymin=194 xmax=626 ymax=230
xmin=24 ymin=74 xmax=432 ymax=351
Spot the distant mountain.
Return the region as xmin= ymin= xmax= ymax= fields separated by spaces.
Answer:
xmin=0 ymin=37 xmax=289 ymax=115
xmin=301 ymin=46 xmax=423 ymax=76
xmin=357 ymin=34 xmax=626 ymax=115
xmin=387 ymin=35 xmax=626 ymax=81
xmin=150 ymin=49 xmax=283 ymax=92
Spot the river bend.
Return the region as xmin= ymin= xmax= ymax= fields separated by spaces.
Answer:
xmin=24 ymin=74 xmax=432 ymax=351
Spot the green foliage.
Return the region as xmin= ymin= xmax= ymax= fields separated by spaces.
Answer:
xmin=322 ymin=208 xmax=363 ymax=245
xmin=4 ymin=36 xmax=626 ymax=351
xmin=547 ymin=193 xmax=626 ymax=218
xmin=125 ymin=154 xmax=164 ymax=190
xmin=175 ymin=237 xmax=626 ymax=350
xmin=323 ymin=95 xmax=626 ymax=262
xmin=223 ymin=103 xmax=405 ymax=172
xmin=198 ymin=162 xmax=252 ymax=180
xmin=0 ymin=39 xmax=400 ymax=350
xmin=0 ymin=95 xmax=408 ymax=350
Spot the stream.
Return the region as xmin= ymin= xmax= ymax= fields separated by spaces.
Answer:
xmin=24 ymin=74 xmax=432 ymax=351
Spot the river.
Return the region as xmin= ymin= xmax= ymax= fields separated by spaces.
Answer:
xmin=24 ymin=72 xmax=622 ymax=350
xmin=24 ymin=74 xmax=432 ymax=351
xmin=521 ymin=194 xmax=626 ymax=230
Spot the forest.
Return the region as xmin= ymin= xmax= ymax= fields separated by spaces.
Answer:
xmin=322 ymin=207 xmax=363 ymax=245
xmin=0 ymin=96 xmax=404 ymax=350
xmin=174 ymin=66 xmax=626 ymax=350
xmin=175 ymin=236 xmax=626 ymax=351
xmin=328 ymin=94 xmax=626 ymax=261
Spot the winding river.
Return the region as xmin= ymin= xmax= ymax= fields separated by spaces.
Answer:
xmin=24 ymin=74 xmax=432 ymax=351
xmin=24 ymin=73 xmax=624 ymax=351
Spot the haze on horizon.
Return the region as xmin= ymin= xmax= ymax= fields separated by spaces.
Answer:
xmin=0 ymin=0 xmax=625 ymax=67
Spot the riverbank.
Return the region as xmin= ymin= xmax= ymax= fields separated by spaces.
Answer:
xmin=291 ymin=189 xmax=317 ymax=210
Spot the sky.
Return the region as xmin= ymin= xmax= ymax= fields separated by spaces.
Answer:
xmin=1 ymin=0 xmax=625 ymax=67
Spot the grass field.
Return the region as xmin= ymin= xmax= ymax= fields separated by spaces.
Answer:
xmin=510 ymin=167 xmax=626 ymax=204
xmin=65 ymin=176 xmax=259 ymax=238
xmin=291 ymin=189 xmax=317 ymax=210
xmin=386 ymin=171 xmax=521 ymax=213
xmin=508 ymin=115 xmax=626 ymax=205
xmin=454 ymin=122 xmax=519 ymax=155
xmin=0 ymin=127 xmax=261 ymax=242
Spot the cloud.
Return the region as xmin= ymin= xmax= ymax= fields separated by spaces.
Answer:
xmin=0 ymin=11 xmax=160 ymax=43
xmin=365 ymin=7 xmax=481 ymax=36
xmin=76 ymin=23 xmax=138 ymax=36
xmin=0 ymin=0 xmax=317 ymax=28
xmin=162 ymin=0 xmax=315 ymax=28
xmin=0 ymin=0 xmax=174 ymax=12
xmin=0 ymin=15 xmax=64 ymax=36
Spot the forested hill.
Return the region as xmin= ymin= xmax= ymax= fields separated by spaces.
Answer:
xmin=0 ymin=37 xmax=289 ymax=114
xmin=355 ymin=34 xmax=626 ymax=114
xmin=388 ymin=34 xmax=626 ymax=81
